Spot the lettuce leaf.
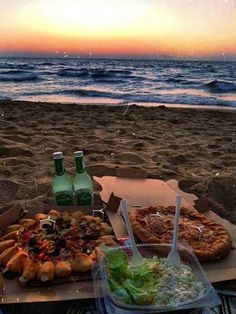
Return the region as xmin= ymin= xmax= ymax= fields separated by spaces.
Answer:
xmin=103 ymin=248 xmax=161 ymax=305
xmin=122 ymin=279 xmax=157 ymax=305
xmin=131 ymin=262 xmax=159 ymax=287
xmin=103 ymin=247 xmax=129 ymax=279
xmin=108 ymin=277 xmax=132 ymax=304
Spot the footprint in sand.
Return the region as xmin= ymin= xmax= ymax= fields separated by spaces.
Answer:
xmin=87 ymin=164 xmax=116 ymax=177
xmin=222 ymin=136 xmax=233 ymax=143
xmin=211 ymin=151 xmax=223 ymax=158
xmin=116 ymin=152 xmax=146 ymax=164
xmin=133 ymin=142 xmax=145 ymax=150
xmin=5 ymin=134 xmax=28 ymax=143
xmin=20 ymin=182 xmax=51 ymax=199
xmin=207 ymin=144 xmax=221 ymax=149
xmin=0 ymin=145 xmax=33 ymax=157
xmin=168 ymin=144 xmax=179 ymax=150
xmin=167 ymin=154 xmax=187 ymax=165
xmin=0 ymin=179 xmax=19 ymax=201
xmin=0 ymin=139 xmax=9 ymax=146
xmin=88 ymin=154 xmax=107 ymax=162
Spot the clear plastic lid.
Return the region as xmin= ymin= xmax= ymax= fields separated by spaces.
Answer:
xmin=94 ymin=244 xmax=221 ymax=313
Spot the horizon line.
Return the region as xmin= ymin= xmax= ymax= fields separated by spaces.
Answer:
xmin=0 ymin=53 xmax=236 ymax=63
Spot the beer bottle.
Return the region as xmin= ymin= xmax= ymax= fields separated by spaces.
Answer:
xmin=52 ymin=152 xmax=73 ymax=206
xmin=73 ymin=150 xmax=94 ymax=206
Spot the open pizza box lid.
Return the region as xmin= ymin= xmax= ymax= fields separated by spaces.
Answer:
xmin=94 ymin=168 xmax=236 ymax=285
xmin=0 ymin=205 xmax=103 ymax=304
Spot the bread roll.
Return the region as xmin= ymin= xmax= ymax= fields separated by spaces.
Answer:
xmin=19 ymin=261 xmax=39 ymax=284
xmin=71 ymin=253 xmax=93 ymax=272
xmin=82 ymin=215 xmax=97 ymax=224
xmin=0 ymin=239 xmax=16 ymax=253
xmin=5 ymin=224 xmax=23 ymax=234
xmin=62 ymin=212 xmax=74 ymax=223
xmin=19 ymin=219 xmax=37 ymax=228
xmin=0 ymin=230 xmax=19 ymax=241
xmin=100 ymin=223 xmax=113 ymax=235
xmin=47 ymin=210 xmax=62 ymax=220
xmin=70 ymin=211 xmax=84 ymax=221
xmin=6 ymin=250 xmax=28 ymax=273
xmin=55 ymin=261 xmax=71 ymax=277
xmin=37 ymin=261 xmax=55 ymax=282
xmin=0 ymin=245 xmax=19 ymax=266
xmin=97 ymin=235 xmax=117 ymax=246
xmin=34 ymin=213 xmax=48 ymax=221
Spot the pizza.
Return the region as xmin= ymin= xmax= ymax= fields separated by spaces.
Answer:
xmin=0 ymin=209 xmax=116 ymax=284
xmin=129 ymin=205 xmax=232 ymax=262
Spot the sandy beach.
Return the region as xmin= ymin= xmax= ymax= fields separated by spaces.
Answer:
xmin=0 ymin=100 xmax=236 ymax=224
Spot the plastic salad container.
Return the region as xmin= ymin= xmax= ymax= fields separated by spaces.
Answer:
xmin=93 ymin=244 xmax=220 ymax=314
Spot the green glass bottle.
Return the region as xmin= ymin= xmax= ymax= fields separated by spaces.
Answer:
xmin=52 ymin=152 xmax=73 ymax=206
xmin=73 ymin=151 xmax=94 ymax=206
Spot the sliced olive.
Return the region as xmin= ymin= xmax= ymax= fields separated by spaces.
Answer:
xmin=56 ymin=238 xmax=66 ymax=248
xmin=28 ymin=237 xmax=37 ymax=246
xmin=32 ymin=246 xmax=40 ymax=254
xmin=50 ymin=247 xmax=61 ymax=256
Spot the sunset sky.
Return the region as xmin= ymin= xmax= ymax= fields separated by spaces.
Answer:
xmin=0 ymin=0 xmax=236 ymax=60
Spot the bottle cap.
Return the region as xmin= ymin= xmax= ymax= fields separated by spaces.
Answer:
xmin=74 ymin=150 xmax=83 ymax=157
xmin=53 ymin=152 xmax=63 ymax=159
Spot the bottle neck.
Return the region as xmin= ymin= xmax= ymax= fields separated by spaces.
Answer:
xmin=54 ymin=157 xmax=65 ymax=176
xmin=75 ymin=156 xmax=85 ymax=174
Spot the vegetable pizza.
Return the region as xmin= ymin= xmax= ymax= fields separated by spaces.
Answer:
xmin=0 ymin=209 xmax=116 ymax=284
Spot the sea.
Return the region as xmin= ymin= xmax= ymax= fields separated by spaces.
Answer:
xmin=0 ymin=57 xmax=236 ymax=108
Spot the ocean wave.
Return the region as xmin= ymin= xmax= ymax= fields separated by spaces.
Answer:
xmin=127 ymin=93 xmax=236 ymax=108
xmin=0 ymin=69 xmax=29 ymax=75
xmin=0 ymin=71 xmax=39 ymax=82
xmin=17 ymin=63 xmax=35 ymax=70
xmin=61 ymin=88 xmax=121 ymax=99
xmin=57 ymin=67 xmax=132 ymax=79
xmin=165 ymin=78 xmax=184 ymax=83
xmin=0 ymin=57 xmax=235 ymax=109
xmin=58 ymin=88 xmax=236 ymax=108
xmin=106 ymin=69 xmax=132 ymax=75
xmin=0 ymin=63 xmax=36 ymax=70
xmin=90 ymin=70 xmax=115 ymax=79
xmin=17 ymin=86 xmax=236 ymax=108
xmin=40 ymin=62 xmax=55 ymax=66
xmin=93 ymin=78 xmax=126 ymax=85
xmin=165 ymin=78 xmax=199 ymax=85
xmin=204 ymin=80 xmax=236 ymax=93
xmin=57 ymin=68 xmax=89 ymax=78
xmin=202 ymin=64 xmax=216 ymax=72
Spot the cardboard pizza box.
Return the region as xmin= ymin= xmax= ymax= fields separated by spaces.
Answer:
xmin=1 ymin=170 xmax=236 ymax=304
xmin=94 ymin=172 xmax=236 ymax=284
xmin=0 ymin=204 xmax=104 ymax=304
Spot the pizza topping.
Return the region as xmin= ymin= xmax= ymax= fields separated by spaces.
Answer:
xmin=16 ymin=213 xmax=104 ymax=262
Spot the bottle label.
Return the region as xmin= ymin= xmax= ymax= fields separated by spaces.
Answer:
xmin=55 ymin=191 xmax=73 ymax=206
xmin=76 ymin=188 xmax=93 ymax=206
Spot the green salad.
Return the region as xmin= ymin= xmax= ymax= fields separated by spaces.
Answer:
xmin=103 ymin=248 xmax=205 ymax=306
